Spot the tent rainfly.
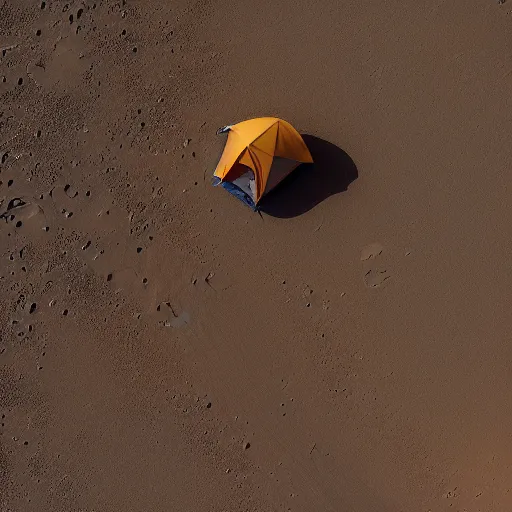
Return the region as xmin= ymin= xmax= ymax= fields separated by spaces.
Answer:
xmin=213 ymin=117 xmax=313 ymax=209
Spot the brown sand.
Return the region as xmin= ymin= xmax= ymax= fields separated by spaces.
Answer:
xmin=2 ymin=1 xmax=512 ymax=510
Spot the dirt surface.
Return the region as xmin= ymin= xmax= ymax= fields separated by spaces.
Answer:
xmin=2 ymin=1 xmax=512 ymax=511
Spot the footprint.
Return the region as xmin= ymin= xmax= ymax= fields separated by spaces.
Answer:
xmin=26 ymin=38 xmax=88 ymax=91
xmin=361 ymin=242 xmax=391 ymax=288
xmin=163 ymin=311 xmax=190 ymax=328
xmin=364 ymin=269 xmax=390 ymax=288
xmin=0 ymin=197 xmax=46 ymax=232
xmin=360 ymin=242 xmax=383 ymax=261
xmin=156 ymin=301 xmax=190 ymax=328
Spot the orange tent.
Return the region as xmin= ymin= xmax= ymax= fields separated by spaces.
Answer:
xmin=213 ymin=118 xmax=313 ymax=208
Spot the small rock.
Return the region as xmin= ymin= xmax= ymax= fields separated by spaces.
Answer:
xmin=243 ymin=441 xmax=251 ymax=450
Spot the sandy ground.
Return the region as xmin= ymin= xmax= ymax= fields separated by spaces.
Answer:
xmin=1 ymin=1 xmax=512 ymax=511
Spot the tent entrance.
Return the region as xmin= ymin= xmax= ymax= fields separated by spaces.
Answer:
xmin=221 ymin=163 xmax=257 ymax=209
xmin=220 ymin=181 xmax=257 ymax=209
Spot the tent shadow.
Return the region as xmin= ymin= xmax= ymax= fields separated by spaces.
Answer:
xmin=259 ymin=135 xmax=358 ymax=218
